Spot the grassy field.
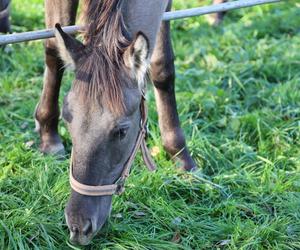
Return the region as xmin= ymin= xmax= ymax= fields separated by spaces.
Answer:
xmin=1 ymin=0 xmax=300 ymax=249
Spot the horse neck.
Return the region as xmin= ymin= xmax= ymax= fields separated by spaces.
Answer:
xmin=121 ymin=0 xmax=169 ymax=55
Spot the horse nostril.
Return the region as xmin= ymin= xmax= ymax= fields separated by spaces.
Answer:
xmin=69 ymin=221 xmax=93 ymax=246
xmin=82 ymin=220 xmax=93 ymax=235
xmin=70 ymin=225 xmax=80 ymax=245
xmin=71 ymin=225 xmax=79 ymax=234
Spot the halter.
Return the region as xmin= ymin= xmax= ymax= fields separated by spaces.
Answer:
xmin=69 ymin=93 xmax=157 ymax=196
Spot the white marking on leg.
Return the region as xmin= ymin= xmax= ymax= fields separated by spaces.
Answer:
xmin=35 ymin=119 xmax=40 ymax=133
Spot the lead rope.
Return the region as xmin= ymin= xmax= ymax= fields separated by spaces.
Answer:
xmin=69 ymin=94 xmax=157 ymax=196
xmin=139 ymin=95 xmax=156 ymax=172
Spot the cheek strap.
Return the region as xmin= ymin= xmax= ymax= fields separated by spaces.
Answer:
xmin=69 ymin=94 xmax=156 ymax=196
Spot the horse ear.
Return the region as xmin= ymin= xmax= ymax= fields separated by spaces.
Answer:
xmin=54 ymin=23 xmax=85 ymax=69
xmin=124 ymin=32 xmax=150 ymax=87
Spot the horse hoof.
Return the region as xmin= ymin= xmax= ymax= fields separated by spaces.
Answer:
xmin=181 ymin=164 xmax=197 ymax=172
xmin=179 ymin=157 xmax=197 ymax=172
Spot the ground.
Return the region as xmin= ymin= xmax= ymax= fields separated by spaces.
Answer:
xmin=0 ymin=0 xmax=300 ymax=249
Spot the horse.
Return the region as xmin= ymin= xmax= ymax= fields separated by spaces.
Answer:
xmin=7 ymin=0 xmax=226 ymax=246
xmin=0 ymin=0 xmax=10 ymax=33
xmin=210 ymin=0 xmax=228 ymax=25
xmin=0 ymin=0 xmax=227 ymax=34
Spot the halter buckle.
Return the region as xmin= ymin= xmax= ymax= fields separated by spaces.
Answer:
xmin=115 ymin=177 xmax=126 ymax=195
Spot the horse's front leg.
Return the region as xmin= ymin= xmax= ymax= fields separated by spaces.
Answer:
xmin=0 ymin=0 xmax=11 ymax=33
xmin=35 ymin=0 xmax=78 ymax=154
xmin=210 ymin=0 xmax=227 ymax=25
xmin=150 ymin=9 xmax=197 ymax=171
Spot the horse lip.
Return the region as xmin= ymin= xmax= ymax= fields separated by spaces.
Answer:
xmin=69 ymin=233 xmax=93 ymax=246
xmin=67 ymin=215 xmax=103 ymax=246
xmin=69 ymin=228 xmax=100 ymax=246
xmin=69 ymin=223 xmax=94 ymax=246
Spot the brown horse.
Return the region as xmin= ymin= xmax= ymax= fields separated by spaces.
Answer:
xmin=0 ymin=0 xmax=10 ymax=33
xmin=210 ymin=0 xmax=228 ymax=25
xmin=33 ymin=0 xmax=226 ymax=246
xmin=0 ymin=0 xmax=227 ymax=35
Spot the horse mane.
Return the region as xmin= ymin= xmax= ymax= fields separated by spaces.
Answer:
xmin=74 ymin=0 xmax=132 ymax=114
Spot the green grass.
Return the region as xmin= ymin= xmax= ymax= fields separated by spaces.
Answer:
xmin=1 ymin=0 xmax=300 ymax=249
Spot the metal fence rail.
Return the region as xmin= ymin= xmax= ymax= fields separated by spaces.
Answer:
xmin=0 ymin=0 xmax=281 ymax=46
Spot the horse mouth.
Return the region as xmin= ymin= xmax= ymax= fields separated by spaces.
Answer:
xmin=69 ymin=230 xmax=95 ymax=246
xmin=68 ymin=219 xmax=96 ymax=246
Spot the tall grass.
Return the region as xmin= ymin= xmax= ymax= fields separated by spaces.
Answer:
xmin=0 ymin=1 xmax=300 ymax=249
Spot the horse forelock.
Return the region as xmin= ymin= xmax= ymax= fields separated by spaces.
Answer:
xmin=73 ymin=47 xmax=132 ymax=115
xmin=75 ymin=0 xmax=133 ymax=114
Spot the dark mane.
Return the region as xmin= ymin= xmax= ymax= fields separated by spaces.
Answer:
xmin=82 ymin=0 xmax=130 ymax=58
xmin=74 ymin=0 xmax=131 ymax=114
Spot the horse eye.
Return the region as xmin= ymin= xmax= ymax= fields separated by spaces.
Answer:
xmin=119 ymin=128 xmax=128 ymax=139
xmin=113 ymin=127 xmax=129 ymax=140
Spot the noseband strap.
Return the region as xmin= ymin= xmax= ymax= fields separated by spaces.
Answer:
xmin=69 ymin=94 xmax=157 ymax=196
